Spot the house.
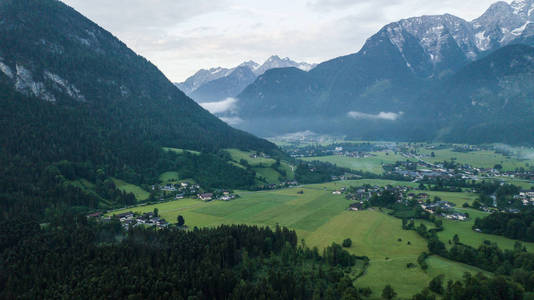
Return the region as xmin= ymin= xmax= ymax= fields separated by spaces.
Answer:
xmin=115 ymin=212 xmax=134 ymax=221
xmin=199 ymin=193 xmax=213 ymax=201
xmin=142 ymin=212 xmax=154 ymax=219
xmin=446 ymin=212 xmax=467 ymax=221
xmin=161 ymin=185 xmax=177 ymax=192
xmin=220 ymin=195 xmax=234 ymax=201
xmin=181 ymin=182 xmax=189 ymax=188
xmin=349 ymin=202 xmax=365 ymax=211
xmin=175 ymin=193 xmax=185 ymax=199
xmin=416 ymin=193 xmax=429 ymax=200
xmin=332 ymin=190 xmax=342 ymax=195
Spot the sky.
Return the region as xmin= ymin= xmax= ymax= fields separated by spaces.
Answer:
xmin=61 ymin=0 xmax=502 ymax=82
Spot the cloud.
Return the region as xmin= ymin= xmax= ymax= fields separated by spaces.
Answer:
xmin=494 ymin=144 xmax=534 ymax=160
xmin=220 ymin=117 xmax=243 ymax=126
xmin=307 ymin=0 xmax=400 ymax=12
xmin=61 ymin=0 xmax=227 ymax=31
xmin=199 ymin=97 xmax=238 ymax=114
xmin=61 ymin=0 xmax=499 ymax=81
xmin=347 ymin=111 xmax=404 ymax=121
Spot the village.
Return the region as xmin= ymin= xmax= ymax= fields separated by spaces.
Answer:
xmin=85 ymin=180 xmax=243 ymax=229
xmin=340 ymin=184 xmax=470 ymax=221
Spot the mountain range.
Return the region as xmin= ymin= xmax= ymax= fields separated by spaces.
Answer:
xmin=219 ymin=0 xmax=534 ymax=144
xmin=175 ymin=56 xmax=316 ymax=102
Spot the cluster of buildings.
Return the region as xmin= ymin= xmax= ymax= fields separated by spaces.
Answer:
xmin=198 ymin=191 xmax=237 ymax=202
xmin=343 ymin=184 xmax=469 ymax=221
xmin=249 ymin=152 xmax=271 ymax=159
xmin=516 ymin=190 xmax=534 ymax=206
xmin=284 ymin=143 xmax=390 ymax=159
xmin=344 ymin=185 xmax=414 ymax=202
xmin=420 ymin=201 xmax=468 ymax=221
xmin=154 ymin=182 xmax=201 ymax=199
xmin=112 ymin=211 xmax=170 ymax=229
xmin=392 ymin=156 xmax=479 ymax=181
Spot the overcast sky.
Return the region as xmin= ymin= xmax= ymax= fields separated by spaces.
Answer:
xmin=62 ymin=0 xmax=502 ymax=82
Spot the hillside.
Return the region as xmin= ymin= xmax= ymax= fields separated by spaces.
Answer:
xmin=0 ymin=0 xmax=280 ymax=217
xmin=418 ymin=44 xmax=534 ymax=144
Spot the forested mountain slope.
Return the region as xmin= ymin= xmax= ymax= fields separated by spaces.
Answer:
xmin=417 ymin=44 xmax=534 ymax=144
xmin=0 ymin=0 xmax=280 ymax=218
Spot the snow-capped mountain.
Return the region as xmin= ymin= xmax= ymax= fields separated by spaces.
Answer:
xmin=473 ymin=0 xmax=534 ymax=50
xmin=175 ymin=56 xmax=316 ymax=101
xmin=370 ymin=14 xmax=479 ymax=77
xmin=233 ymin=0 xmax=534 ymax=139
xmin=175 ymin=67 xmax=234 ymax=95
xmin=253 ymin=55 xmax=316 ymax=76
xmin=190 ymin=66 xmax=257 ymax=103
xmin=356 ymin=0 xmax=534 ymax=78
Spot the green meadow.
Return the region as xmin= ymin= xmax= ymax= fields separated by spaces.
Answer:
xmin=224 ymin=148 xmax=277 ymax=166
xmin=438 ymin=207 xmax=534 ymax=251
xmin=224 ymin=148 xmax=295 ymax=183
xmin=302 ymin=151 xmax=413 ymax=174
xmin=162 ymin=147 xmax=201 ymax=156
xmin=110 ymin=181 xmax=514 ymax=298
xmin=418 ymin=148 xmax=532 ymax=171
xmin=112 ymin=178 xmax=150 ymax=201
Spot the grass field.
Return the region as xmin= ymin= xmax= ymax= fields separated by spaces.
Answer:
xmin=419 ymin=148 xmax=532 ymax=171
xmin=414 ymin=190 xmax=478 ymax=207
xmin=438 ymin=207 xmax=534 ymax=251
xmin=498 ymin=177 xmax=534 ymax=190
xmin=304 ymin=179 xmax=420 ymax=192
xmin=66 ymin=179 xmax=111 ymax=208
xmin=225 ymin=149 xmax=276 ymax=166
xmin=302 ymin=151 xmax=413 ymax=174
xmin=159 ymin=171 xmax=180 ymax=183
xmin=163 ymin=147 xmax=201 ymax=156
xmin=254 ymin=167 xmax=283 ymax=183
xmin=112 ymin=178 xmax=150 ymax=201
xmin=111 ymin=184 xmax=497 ymax=298
xmin=225 ymin=148 xmax=295 ymax=183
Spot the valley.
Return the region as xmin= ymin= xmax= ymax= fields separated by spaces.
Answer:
xmin=3 ymin=0 xmax=534 ymax=298
xmin=104 ymin=140 xmax=534 ymax=298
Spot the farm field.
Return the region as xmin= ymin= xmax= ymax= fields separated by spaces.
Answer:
xmin=301 ymin=151 xmax=413 ymax=174
xmin=159 ymin=171 xmax=180 ymax=183
xmin=111 ymin=178 xmax=150 ymax=201
xmin=418 ymin=148 xmax=532 ymax=171
xmin=225 ymin=148 xmax=276 ymax=166
xmin=498 ymin=177 xmax=534 ymax=190
xmin=438 ymin=207 xmax=534 ymax=251
xmin=304 ymin=179 xmax=420 ymax=191
xmin=413 ymin=190 xmax=478 ymax=207
xmin=162 ymin=147 xmax=201 ymax=155
xmin=111 ymin=183 xmax=500 ymax=298
xmin=225 ymin=148 xmax=295 ymax=183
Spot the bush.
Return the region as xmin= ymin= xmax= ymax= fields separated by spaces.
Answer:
xmin=342 ymin=238 xmax=352 ymax=248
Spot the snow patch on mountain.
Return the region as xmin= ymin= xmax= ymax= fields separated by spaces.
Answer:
xmin=176 ymin=56 xmax=316 ymax=97
xmin=15 ymin=65 xmax=55 ymax=102
xmin=379 ymin=14 xmax=478 ymax=69
xmin=0 ymin=59 xmax=13 ymax=79
xmin=475 ymin=31 xmax=491 ymax=51
xmin=44 ymin=71 xmax=86 ymax=101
